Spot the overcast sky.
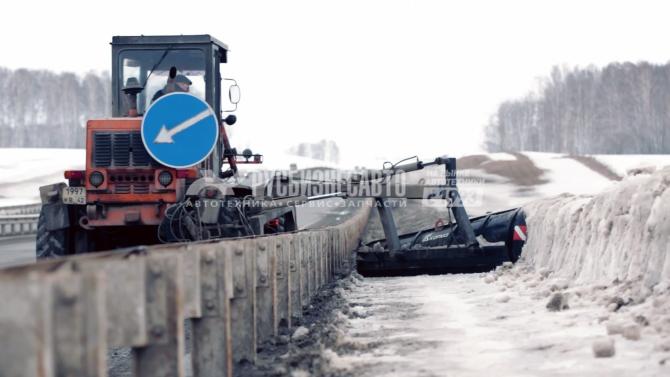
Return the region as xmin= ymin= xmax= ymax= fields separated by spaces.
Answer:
xmin=2 ymin=0 xmax=669 ymax=166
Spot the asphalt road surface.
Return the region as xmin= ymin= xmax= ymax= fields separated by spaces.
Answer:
xmin=0 ymin=235 xmax=35 ymax=268
xmin=0 ymin=198 xmax=355 ymax=269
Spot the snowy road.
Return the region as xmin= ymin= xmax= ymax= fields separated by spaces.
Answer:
xmin=323 ymin=271 xmax=669 ymax=377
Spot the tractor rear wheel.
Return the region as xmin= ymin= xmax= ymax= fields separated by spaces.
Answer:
xmin=36 ymin=210 xmax=67 ymax=258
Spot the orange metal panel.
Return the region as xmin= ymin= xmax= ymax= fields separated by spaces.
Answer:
xmin=87 ymin=204 xmax=166 ymax=226
xmin=84 ymin=118 xmax=197 ymax=204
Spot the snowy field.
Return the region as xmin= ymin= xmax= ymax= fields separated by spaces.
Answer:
xmin=0 ymin=148 xmax=84 ymax=206
xmin=4 ymin=148 xmax=668 ymax=208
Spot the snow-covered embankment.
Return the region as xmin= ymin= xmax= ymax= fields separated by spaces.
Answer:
xmin=523 ymin=167 xmax=670 ymax=286
xmin=497 ymin=166 xmax=670 ymax=360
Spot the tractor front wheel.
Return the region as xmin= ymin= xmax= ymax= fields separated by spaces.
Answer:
xmin=36 ymin=210 xmax=67 ymax=259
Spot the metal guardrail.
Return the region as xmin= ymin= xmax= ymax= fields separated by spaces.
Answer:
xmin=0 ymin=203 xmax=41 ymax=237
xmin=0 ymin=214 xmax=40 ymax=237
xmin=0 ymin=200 xmax=372 ymax=377
xmin=0 ymin=203 xmax=41 ymax=216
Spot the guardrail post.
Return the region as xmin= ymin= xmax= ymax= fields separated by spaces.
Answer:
xmin=329 ymin=229 xmax=336 ymax=280
xmin=325 ymin=229 xmax=333 ymax=283
xmin=313 ymin=233 xmax=320 ymax=291
xmin=318 ymin=232 xmax=326 ymax=288
xmin=313 ymin=233 xmax=320 ymax=293
xmin=322 ymin=231 xmax=329 ymax=284
xmin=289 ymin=237 xmax=302 ymax=323
xmin=314 ymin=231 xmax=326 ymax=294
xmin=192 ymin=244 xmax=233 ymax=377
xmin=132 ymin=253 xmax=184 ymax=377
xmin=308 ymin=234 xmax=316 ymax=300
xmin=335 ymin=229 xmax=342 ymax=274
xmin=0 ymin=274 xmax=53 ymax=377
xmin=81 ymin=255 xmax=147 ymax=348
xmin=275 ymin=236 xmax=290 ymax=328
xmin=300 ymin=234 xmax=310 ymax=309
xmin=327 ymin=230 xmax=332 ymax=281
xmin=179 ymin=245 xmax=202 ymax=320
xmin=255 ymin=238 xmax=276 ymax=346
xmin=230 ymin=240 xmax=256 ymax=364
xmin=344 ymin=230 xmax=350 ymax=268
xmin=50 ymin=270 xmax=106 ymax=377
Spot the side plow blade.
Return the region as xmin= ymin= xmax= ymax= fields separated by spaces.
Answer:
xmin=356 ymin=208 xmax=527 ymax=277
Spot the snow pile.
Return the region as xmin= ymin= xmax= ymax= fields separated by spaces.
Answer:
xmin=522 ymin=166 xmax=670 ymax=287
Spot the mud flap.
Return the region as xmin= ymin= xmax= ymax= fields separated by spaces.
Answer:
xmin=42 ymin=202 xmax=71 ymax=232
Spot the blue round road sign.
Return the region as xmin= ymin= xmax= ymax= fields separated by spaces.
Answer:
xmin=141 ymin=93 xmax=219 ymax=169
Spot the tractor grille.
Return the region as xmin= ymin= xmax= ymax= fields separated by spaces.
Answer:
xmin=113 ymin=182 xmax=150 ymax=194
xmin=93 ymin=132 xmax=155 ymax=167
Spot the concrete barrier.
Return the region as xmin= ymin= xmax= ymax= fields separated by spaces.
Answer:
xmin=0 ymin=202 xmax=371 ymax=377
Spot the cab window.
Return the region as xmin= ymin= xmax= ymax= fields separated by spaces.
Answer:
xmin=119 ymin=48 xmax=206 ymax=115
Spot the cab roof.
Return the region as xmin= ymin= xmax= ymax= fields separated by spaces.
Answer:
xmin=111 ymin=34 xmax=228 ymax=51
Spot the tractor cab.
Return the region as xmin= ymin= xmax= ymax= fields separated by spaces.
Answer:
xmin=111 ymin=35 xmax=238 ymax=118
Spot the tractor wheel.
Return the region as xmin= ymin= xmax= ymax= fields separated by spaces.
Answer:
xmin=36 ymin=209 xmax=67 ymax=259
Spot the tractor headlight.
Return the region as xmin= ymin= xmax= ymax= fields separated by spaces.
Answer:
xmin=89 ymin=171 xmax=104 ymax=187
xmin=158 ymin=171 xmax=173 ymax=187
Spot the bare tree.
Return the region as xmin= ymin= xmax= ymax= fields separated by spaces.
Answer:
xmin=0 ymin=68 xmax=110 ymax=148
xmin=484 ymin=62 xmax=670 ymax=154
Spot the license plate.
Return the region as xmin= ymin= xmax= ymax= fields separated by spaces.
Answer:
xmin=61 ymin=186 xmax=86 ymax=205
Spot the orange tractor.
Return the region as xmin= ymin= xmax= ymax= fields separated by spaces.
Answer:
xmin=37 ymin=35 xmax=297 ymax=257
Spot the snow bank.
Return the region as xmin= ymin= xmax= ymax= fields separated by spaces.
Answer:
xmin=594 ymin=154 xmax=670 ymax=177
xmin=522 ymin=167 xmax=670 ymax=287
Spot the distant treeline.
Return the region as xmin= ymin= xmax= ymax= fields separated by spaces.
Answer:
xmin=0 ymin=67 xmax=110 ymax=148
xmin=484 ymin=62 xmax=670 ymax=154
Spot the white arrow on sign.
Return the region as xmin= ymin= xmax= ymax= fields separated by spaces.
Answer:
xmin=154 ymin=109 xmax=212 ymax=144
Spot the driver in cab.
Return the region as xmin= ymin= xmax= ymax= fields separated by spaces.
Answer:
xmin=152 ymin=68 xmax=192 ymax=102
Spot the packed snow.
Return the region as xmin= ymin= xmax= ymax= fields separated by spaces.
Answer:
xmin=317 ymin=271 xmax=670 ymax=377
